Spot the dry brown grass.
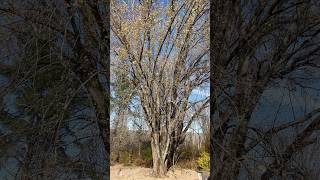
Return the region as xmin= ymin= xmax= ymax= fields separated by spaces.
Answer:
xmin=111 ymin=164 xmax=200 ymax=180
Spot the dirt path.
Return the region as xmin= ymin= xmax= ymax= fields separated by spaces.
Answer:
xmin=111 ymin=164 xmax=200 ymax=180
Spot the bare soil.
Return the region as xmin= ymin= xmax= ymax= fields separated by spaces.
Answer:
xmin=110 ymin=164 xmax=200 ymax=180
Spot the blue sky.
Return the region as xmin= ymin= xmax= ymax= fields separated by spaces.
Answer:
xmin=189 ymin=87 xmax=210 ymax=102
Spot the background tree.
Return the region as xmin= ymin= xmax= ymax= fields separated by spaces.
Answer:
xmin=211 ymin=0 xmax=320 ymax=179
xmin=111 ymin=0 xmax=209 ymax=176
xmin=110 ymin=64 xmax=135 ymax=163
xmin=0 ymin=0 xmax=110 ymax=179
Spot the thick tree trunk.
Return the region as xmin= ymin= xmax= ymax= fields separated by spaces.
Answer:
xmin=87 ymin=82 xmax=109 ymax=158
xmin=151 ymin=134 xmax=167 ymax=177
xmin=213 ymin=159 xmax=240 ymax=180
xmin=65 ymin=0 xmax=110 ymax=173
xmin=166 ymin=146 xmax=176 ymax=169
xmin=150 ymin=131 xmax=182 ymax=177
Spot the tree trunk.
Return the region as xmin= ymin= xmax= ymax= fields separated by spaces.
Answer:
xmin=151 ymin=134 xmax=167 ymax=177
xmin=150 ymin=130 xmax=182 ymax=177
xmin=87 ymin=80 xmax=109 ymax=171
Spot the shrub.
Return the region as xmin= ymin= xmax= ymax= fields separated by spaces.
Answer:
xmin=180 ymin=144 xmax=199 ymax=160
xmin=197 ymin=151 xmax=210 ymax=171
xmin=119 ymin=151 xmax=131 ymax=165
xmin=139 ymin=143 xmax=153 ymax=167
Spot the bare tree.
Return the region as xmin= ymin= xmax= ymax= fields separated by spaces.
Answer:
xmin=0 ymin=0 xmax=110 ymax=178
xmin=111 ymin=0 xmax=209 ymax=176
xmin=210 ymin=0 xmax=320 ymax=179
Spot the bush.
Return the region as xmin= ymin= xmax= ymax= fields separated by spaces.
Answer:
xmin=197 ymin=151 xmax=210 ymax=171
xmin=141 ymin=143 xmax=152 ymax=161
xmin=119 ymin=151 xmax=131 ymax=165
xmin=138 ymin=143 xmax=153 ymax=167
xmin=180 ymin=144 xmax=199 ymax=160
